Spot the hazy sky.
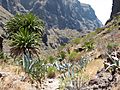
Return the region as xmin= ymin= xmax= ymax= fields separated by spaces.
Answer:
xmin=79 ymin=0 xmax=112 ymax=24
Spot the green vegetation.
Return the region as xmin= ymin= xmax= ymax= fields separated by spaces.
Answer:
xmin=3 ymin=9 xmax=120 ymax=89
xmin=58 ymin=51 xmax=66 ymax=60
xmin=6 ymin=13 xmax=44 ymax=37
xmin=95 ymin=28 xmax=104 ymax=34
xmin=10 ymin=28 xmax=40 ymax=58
xmin=81 ymin=32 xmax=96 ymax=42
xmin=68 ymin=51 xmax=78 ymax=62
xmin=48 ymin=56 xmax=56 ymax=64
xmin=107 ymin=42 xmax=119 ymax=51
xmin=82 ymin=40 xmax=94 ymax=51
xmin=47 ymin=66 xmax=56 ymax=78
xmin=30 ymin=59 xmax=47 ymax=84
xmin=6 ymin=13 xmax=45 ymax=79
xmin=71 ymin=38 xmax=81 ymax=45
xmin=10 ymin=28 xmax=40 ymax=72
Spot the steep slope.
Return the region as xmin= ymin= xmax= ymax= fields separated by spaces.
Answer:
xmin=0 ymin=6 xmax=13 ymax=35
xmin=111 ymin=0 xmax=120 ymax=17
xmin=0 ymin=0 xmax=27 ymax=14
xmin=31 ymin=0 xmax=102 ymax=30
xmin=62 ymin=11 xmax=120 ymax=90
xmin=0 ymin=0 xmax=102 ymax=30
xmin=0 ymin=6 xmax=13 ymax=54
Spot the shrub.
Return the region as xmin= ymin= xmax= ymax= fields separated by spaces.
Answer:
xmin=30 ymin=59 xmax=47 ymax=83
xmin=68 ymin=51 xmax=78 ymax=62
xmin=10 ymin=28 xmax=40 ymax=72
xmin=82 ymin=40 xmax=94 ymax=51
xmin=47 ymin=66 xmax=56 ymax=78
xmin=107 ymin=43 xmax=119 ymax=50
xmin=72 ymin=38 xmax=81 ymax=45
xmin=59 ymin=51 xmax=66 ymax=60
xmin=95 ymin=28 xmax=103 ymax=34
xmin=48 ymin=56 xmax=56 ymax=64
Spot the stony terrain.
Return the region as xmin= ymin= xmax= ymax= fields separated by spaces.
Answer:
xmin=0 ymin=0 xmax=120 ymax=90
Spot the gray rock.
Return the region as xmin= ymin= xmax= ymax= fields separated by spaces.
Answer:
xmin=31 ymin=0 xmax=102 ymax=30
xmin=0 ymin=0 xmax=102 ymax=31
xmin=0 ymin=0 xmax=27 ymax=14
xmin=0 ymin=73 xmax=2 ymax=78
xmin=111 ymin=0 xmax=120 ymax=18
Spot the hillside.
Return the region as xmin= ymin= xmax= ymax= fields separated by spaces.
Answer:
xmin=0 ymin=6 xmax=12 ymax=35
xmin=0 ymin=11 xmax=119 ymax=90
xmin=0 ymin=0 xmax=120 ymax=90
xmin=0 ymin=0 xmax=102 ymax=30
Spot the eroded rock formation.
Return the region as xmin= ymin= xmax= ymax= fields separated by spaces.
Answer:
xmin=0 ymin=0 xmax=102 ymax=30
xmin=111 ymin=0 xmax=120 ymax=17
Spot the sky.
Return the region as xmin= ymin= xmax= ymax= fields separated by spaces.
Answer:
xmin=79 ymin=0 xmax=112 ymax=24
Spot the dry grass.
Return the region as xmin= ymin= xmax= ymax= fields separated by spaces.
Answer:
xmin=83 ymin=59 xmax=104 ymax=79
xmin=0 ymin=60 xmax=24 ymax=75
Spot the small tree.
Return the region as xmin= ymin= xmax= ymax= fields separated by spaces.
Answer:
xmin=6 ymin=13 xmax=45 ymax=38
xmin=6 ymin=13 xmax=45 ymax=72
xmin=10 ymin=28 xmax=40 ymax=72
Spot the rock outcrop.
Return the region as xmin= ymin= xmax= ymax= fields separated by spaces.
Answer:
xmin=0 ymin=6 xmax=13 ymax=35
xmin=0 ymin=6 xmax=13 ymax=53
xmin=31 ymin=0 xmax=102 ymax=30
xmin=0 ymin=0 xmax=27 ymax=14
xmin=111 ymin=0 xmax=120 ymax=17
xmin=0 ymin=0 xmax=102 ymax=31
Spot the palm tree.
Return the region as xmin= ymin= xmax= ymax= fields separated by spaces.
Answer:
xmin=10 ymin=28 xmax=40 ymax=72
xmin=6 ymin=12 xmax=45 ymax=73
xmin=6 ymin=13 xmax=45 ymax=38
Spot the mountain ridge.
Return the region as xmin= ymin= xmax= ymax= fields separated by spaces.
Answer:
xmin=0 ymin=0 xmax=102 ymax=31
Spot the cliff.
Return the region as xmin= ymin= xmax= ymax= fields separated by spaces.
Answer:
xmin=0 ymin=6 xmax=13 ymax=35
xmin=0 ymin=0 xmax=102 ymax=31
xmin=111 ymin=0 xmax=120 ymax=17
xmin=0 ymin=0 xmax=27 ymax=14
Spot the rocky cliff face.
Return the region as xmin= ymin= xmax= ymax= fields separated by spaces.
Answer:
xmin=111 ymin=0 xmax=120 ymax=17
xmin=0 ymin=0 xmax=27 ymax=14
xmin=0 ymin=6 xmax=12 ymax=35
xmin=0 ymin=0 xmax=102 ymax=31
xmin=31 ymin=0 xmax=102 ymax=30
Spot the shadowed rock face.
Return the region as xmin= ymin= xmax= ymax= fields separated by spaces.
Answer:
xmin=0 ymin=0 xmax=27 ymax=14
xmin=31 ymin=0 xmax=102 ymax=30
xmin=111 ymin=0 xmax=120 ymax=17
xmin=0 ymin=0 xmax=102 ymax=31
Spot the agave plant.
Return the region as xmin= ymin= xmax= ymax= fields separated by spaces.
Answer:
xmin=10 ymin=28 xmax=40 ymax=72
xmin=104 ymin=49 xmax=120 ymax=75
xmin=30 ymin=59 xmax=47 ymax=84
